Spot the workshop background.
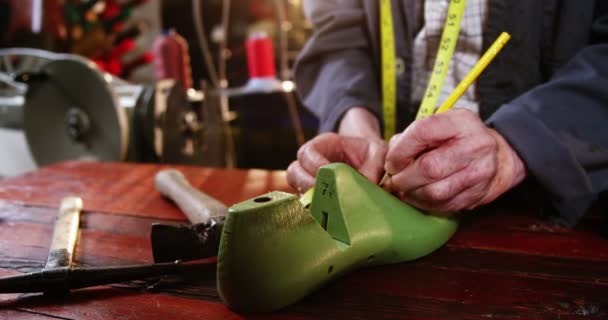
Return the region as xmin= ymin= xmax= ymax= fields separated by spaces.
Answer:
xmin=0 ymin=0 xmax=317 ymax=177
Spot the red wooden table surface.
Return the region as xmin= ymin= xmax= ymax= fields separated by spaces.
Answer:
xmin=0 ymin=161 xmax=606 ymax=319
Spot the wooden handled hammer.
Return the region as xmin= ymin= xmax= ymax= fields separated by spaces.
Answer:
xmin=151 ymin=169 xmax=228 ymax=263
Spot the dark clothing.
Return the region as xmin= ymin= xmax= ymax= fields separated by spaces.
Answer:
xmin=294 ymin=0 xmax=608 ymax=226
xmin=488 ymin=44 xmax=608 ymax=226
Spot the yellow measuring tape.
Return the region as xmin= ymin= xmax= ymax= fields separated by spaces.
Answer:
xmin=416 ymin=0 xmax=467 ymax=119
xmin=380 ymin=0 xmax=396 ymax=140
xmin=380 ymin=0 xmax=467 ymax=139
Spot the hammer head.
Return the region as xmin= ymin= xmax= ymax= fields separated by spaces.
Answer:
xmin=151 ymin=218 xmax=224 ymax=263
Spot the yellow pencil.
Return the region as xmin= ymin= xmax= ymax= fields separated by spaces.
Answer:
xmin=379 ymin=32 xmax=511 ymax=187
xmin=434 ymin=32 xmax=511 ymax=114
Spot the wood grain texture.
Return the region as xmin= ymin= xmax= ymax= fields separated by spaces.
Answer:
xmin=0 ymin=161 xmax=606 ymax=320
xmin=0 ymin=161 xmax=291 ymax=220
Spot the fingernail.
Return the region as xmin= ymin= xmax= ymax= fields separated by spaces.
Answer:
xmin=378 ymin=172 xmax=391 ymax=186
xmin=389 ymin=134 xmax=400 ymax=147
xmin=384 ymin=162 xmax=396 ymax=175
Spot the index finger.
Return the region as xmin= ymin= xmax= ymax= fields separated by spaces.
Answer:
xmin=297 ymin=133 xmax=337 ymax=174
xmin=385 ymin=113 xmax=461 ymax=174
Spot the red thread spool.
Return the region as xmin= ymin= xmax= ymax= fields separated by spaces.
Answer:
xmin=152 ymin=29 xmax=193 ymax=90
xmin=246 ymin=32 xmax=276 ymax=79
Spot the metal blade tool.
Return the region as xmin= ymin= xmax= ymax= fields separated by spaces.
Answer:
xmin=0 ymin=196 xmax=209 ymax=294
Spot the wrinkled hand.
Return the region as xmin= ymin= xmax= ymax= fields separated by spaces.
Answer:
xmin=288 ymin=107 xmax=386 ymax=191
xmin=287 ymin=133 xmax=388 ymax=192
xmin=384 ymin=109 xmax=527 ymax=212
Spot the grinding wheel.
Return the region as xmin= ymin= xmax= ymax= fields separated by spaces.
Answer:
xmin=130 ymin=83 xmax=158 ymax=162
xmin=23 ymin=59 xmax=129 ymax=165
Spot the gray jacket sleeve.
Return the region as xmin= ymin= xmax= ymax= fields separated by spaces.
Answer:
xmin=294 ymin=1 xmax=381 ymax=132
xmin=487 ymin=44 xmax=608 ymax=227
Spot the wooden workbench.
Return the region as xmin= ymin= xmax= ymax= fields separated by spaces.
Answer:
xmin=0 ymin=161 xmax=606 ymax=319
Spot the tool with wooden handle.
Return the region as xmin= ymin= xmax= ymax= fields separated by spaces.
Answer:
xmin=154 ymin=169 xmax=227 ymax=224
xmin=45 ymin=196 xmax=82 ymax=271
xmin=0 ymin=196 xmax=209 ymax=294
xmin=39 ymin=196 xmax=83 ymax=295
xmin=151 ymin=169 xmax=228 ymax=262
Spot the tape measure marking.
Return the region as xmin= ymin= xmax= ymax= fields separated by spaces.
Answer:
xmin=380 ymin=0 xmax=396 ymax=140
xmin=415 ymin=0 xmax=467 ymax=120
xmin=380 ymin=0 xmax=468 ymax=139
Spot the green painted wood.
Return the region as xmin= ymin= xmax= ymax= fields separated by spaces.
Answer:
xmin=217 ymin=163 xmax=457 ymax=312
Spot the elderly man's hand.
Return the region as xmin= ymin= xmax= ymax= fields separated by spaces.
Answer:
xmin=288 ymin=107 xmax=387 ymax=191
xmin=287 ymin=133 xmax=388 ymax=191
xmin=384 ymin=109 xmax=527 ymax=212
